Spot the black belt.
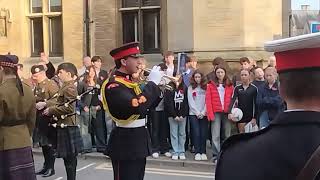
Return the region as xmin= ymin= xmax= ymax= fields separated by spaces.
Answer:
xmin=0 ymin=120 xmax=28 ymax=127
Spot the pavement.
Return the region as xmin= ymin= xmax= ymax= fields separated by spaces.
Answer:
xmin=33 ymin=153 xmax=215 ymax=180
xmin=32 ymin=147 xmax=215 ymax=170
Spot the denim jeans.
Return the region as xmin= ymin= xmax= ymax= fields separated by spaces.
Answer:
xmin=189 ymin=115 xmax=208 ymax=154
xmin=79 ymin=107 xmax=98 ymax=151
xmin=168 ymin=117 xmax=186 ymax=154
xmin=211 ymin=112 xmax=232 ymax=157
xmin=259 ymin=110 xmax=270 ymax=129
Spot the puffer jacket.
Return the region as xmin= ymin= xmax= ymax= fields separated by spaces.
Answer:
xmin=205 ymin=82 xmax=234 ymax=121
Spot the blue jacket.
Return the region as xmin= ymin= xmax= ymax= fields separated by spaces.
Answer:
xmin=182 ymin=68 xmax=193 ymax=88
xmin=257 ymin=82 xmax=284 ymax=120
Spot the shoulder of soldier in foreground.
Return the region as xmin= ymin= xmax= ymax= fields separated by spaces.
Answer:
xmin=23 ymin=84 xmax=36 ymax=98
xmin=220 ymin=126 xmax=271 ymax=154
xmin=22 ymin=82 xmax=33 ymax=90
xmin=22 ymin=80 xmax=32 ymax=88
xmin=0 ymin=79 xmax=16 ymax=90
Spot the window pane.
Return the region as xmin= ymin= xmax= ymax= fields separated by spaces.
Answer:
xmin=31 ymin=0 xmax=42 ymax=13
xmin=143 ymin=11 xmax=160 ymax=52
xmin=0 ymin=18 xmax=7 ymax=37
xmin=122 ymin=12 xmax=139 ymax=44
xmin=49 ymin=16 xmax=63 ymax=56
xmin=142 ymin=0 xmax=160 ymax=6
xmin=50 ymin=0 xmax=62 ymax=12
xmin=122 ymin=0 xmax=139 ymax=8
xmin=31 ymin=18 xmax=44 ymax=56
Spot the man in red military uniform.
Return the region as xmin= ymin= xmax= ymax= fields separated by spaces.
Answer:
xmin=101 ymin=42 xmax=164 ymax=180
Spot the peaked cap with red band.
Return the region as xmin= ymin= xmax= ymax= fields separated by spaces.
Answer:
xmin=110 ymin=42 xmax=143 ymax=61
xmin=264 ymin=32 xmax=320 ymax=73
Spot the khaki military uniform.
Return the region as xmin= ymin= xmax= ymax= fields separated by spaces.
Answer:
xmin=34 ymin=78 xmax=59 ymax=103
xmin=33 ymin=78 xmax=59 ymax=175
xmin=47 ymin=80 xmax=77 ymax=126
xmin=0 ymin=79 xmax=36 ymax=151
xmin=0 ymin=54 xmax=37 ymax=180
xmin=46 ymin=80 xmax=83 ymax=158
xmin=34 ymin=78 xmax=59 ymax=143
xmin=21 ymin=77 xmax=33 ymax=88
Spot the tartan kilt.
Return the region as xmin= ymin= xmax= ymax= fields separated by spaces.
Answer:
xmin=0 ymin=147 xmax=36 ymax=180
xmin=54 ymin=126 xmax=83 ymax=158
xmin=34 ymin=113 xmax=54 ymax=146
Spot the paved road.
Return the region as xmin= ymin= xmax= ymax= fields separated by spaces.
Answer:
xmin=33 ymin=154 xmax=215 ymax=180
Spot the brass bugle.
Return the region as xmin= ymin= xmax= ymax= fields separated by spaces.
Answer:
xmin=143 ymin=68 xmax=179 ymax=82
xmin=141 ymin=68 xmax=175 ymax=91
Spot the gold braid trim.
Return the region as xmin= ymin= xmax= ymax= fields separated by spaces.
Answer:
xmin=101 ymin=77 xmax=142 ymax=126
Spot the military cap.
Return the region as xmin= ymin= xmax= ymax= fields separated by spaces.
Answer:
xmin=0 ymin=54 xmax=19 ymax=68
xmin=110 ymin=42 xmax=143 ymax=61
xmin=31 ymin=64 xmax=46 ymax=74
xmin=264 ymin=32 xmax=320 ymax=73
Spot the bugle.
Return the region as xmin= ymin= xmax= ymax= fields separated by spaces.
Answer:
xmin=143 ymin=68 xmax=179 ymax=82
xmin=142 ymin=68 xmax=176 ymax=91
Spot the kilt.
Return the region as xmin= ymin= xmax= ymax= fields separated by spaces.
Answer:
xmin=0 ymin=147 xmax=36 ymax=180
xmin=54 ymin=126 xmax=83 ymax=158
xmin=34 ymin=113 xmax=55 ymax=146
xmin=33 ymin=127 xmax=51 ymax=146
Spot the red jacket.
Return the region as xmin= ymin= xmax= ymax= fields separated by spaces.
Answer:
xmin=205 ymin=82 xmax=234 ymax=121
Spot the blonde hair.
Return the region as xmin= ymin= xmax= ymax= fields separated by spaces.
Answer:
xmin=264 ymin=66 xmax=277 ymax=76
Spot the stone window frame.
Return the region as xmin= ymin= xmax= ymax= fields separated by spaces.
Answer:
xmin=0 ymin=8 xmax=12 ymax=38
xmin=0 ymin=16 xmax=7 ymax=37
xmin=27 ymin=0 xmax=63 ymax=57
xmin=120 ymin=0 xmax=161 ymax=54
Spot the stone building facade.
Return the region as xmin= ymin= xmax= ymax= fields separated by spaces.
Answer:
xmin=0 ymin=0 xmax=290 ymax=75
xmin=91 ymin=0 xmax=291 ymax=70
xmin=0 ymin=0 xmax=84 ymax=76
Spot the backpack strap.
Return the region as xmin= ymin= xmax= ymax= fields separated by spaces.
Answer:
xmin=296 ymin=145 xmax=320 ymax=180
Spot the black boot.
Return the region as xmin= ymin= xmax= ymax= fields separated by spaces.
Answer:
xmin=48 ymin=146 xmax=56 ymax=170
xmin=64 ymin=155 xmax=77 ymax=180
xmin=36 ymin=146 xmax=50 ymax=175
xmin=35 ymin=166 xmax=47 ymax=175
xmin=42 ymin=168 xmax=55 ymax=177
xmin=42 ymin=146 xmax=56 ymax=177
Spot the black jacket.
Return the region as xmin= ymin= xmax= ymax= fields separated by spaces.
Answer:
xmin=46 ymin=62 xmax=56 ymax=79
xmin=164 ymin=83 xmax=189 ymax=118
xmin=103 ymin=71 xmax=161 ymax=160
xmin=256 ymin=82 xmax=284 ymax=120
xmin=97 ymin=69 xmax=109 ymax=86
xmin=228 ymin=83 xmax=258 ymax=122
xmin=77 ymin=81 xmax=100 ymax=109
xmin=215 ymin=111 xmax=320 ymax=180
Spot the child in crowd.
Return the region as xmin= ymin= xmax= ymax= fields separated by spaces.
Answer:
xmin=164 ymin=77 xmax=188 ymax=160
xmin=206 ymin=66 xmax=234 ymax=161
xmin=188 ymin=70 xmax=208 ymax=161
xmin=228 ymin=69 xmax=258 ymax=133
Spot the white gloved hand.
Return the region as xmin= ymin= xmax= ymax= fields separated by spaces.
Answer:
xmin=147 ymin=66 xmax=163 ymax=85
xmin=36 ymin=102 xmax=47 ymax=110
